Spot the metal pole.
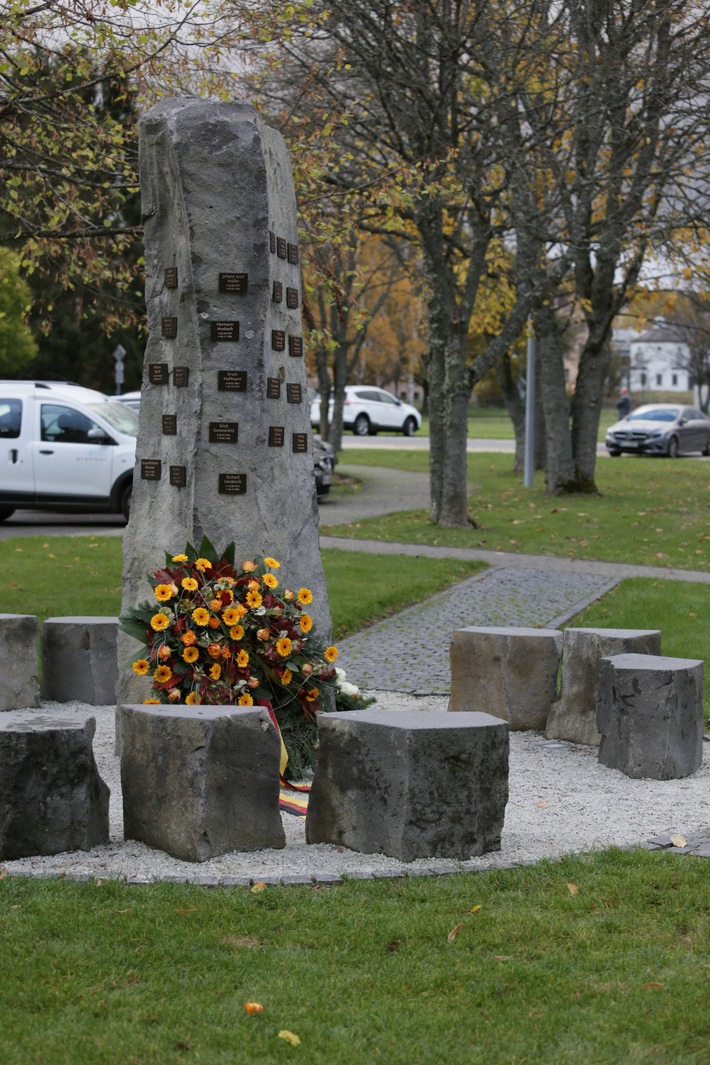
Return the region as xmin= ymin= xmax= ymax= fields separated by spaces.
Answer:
xmin=523 ymin=333 xmax=536 ymax=488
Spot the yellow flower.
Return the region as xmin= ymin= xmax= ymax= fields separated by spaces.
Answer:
xmin=246 ymin=590 xmax=263 ymax=609
xmin=297 ymin=587 xmax=313 ymax=605
xmin=150 ymin=612 xmax=170 ymax=631
xmin=132 ymin=659 xmax=150 ymax=675
xmin=299 ymin=613 xmax=313 ymax=634
xmin=324 ymin=645 xmax=338 ymax=663
xmin=154 ymin=665 xmax=172 ymax=683
xmin=182 ymin=646 xmax=199 ymax=663
xmin=154 ymin=583 xmax=176 ymax=602
xmin=229 ymin=623 xmax=245 ymax=641
xmin=263 ymin=573 xmax=278 ymax=589
xmin=263 ymin=557 xmax=280 ymax=569
xmin=276 ymin=637 xmax=292 ymax=658
xmin=195 ymin=557 xmax=213 ymax=572
xmin=181 ymin=630 xmax=197 ymax=645
xmin=237 ymin=649 xmax=249 ymax=668
xmin=143 ymin=699 xmax=161 ymax=704
xmin=305 ymin=687 xmax=319 ymax=702
xmin=238 ymin=692 xmax=254 ymax=706
xmin=281 ymin=668 xmax=293 ymax=686
xmin=171 ymin=553 xmax=188 ymax=563
xmin=223 ymin=607 xmax=241 ymax=626
xmin=192 ymin=607 xmax=210 ymax=626
xmin=181 ymin=577 xmax=199 ymax=592
xmin=209 ymin=663 xmax=221 ymax=681
xmin=185 ymin=691 xmax=201 ymax=705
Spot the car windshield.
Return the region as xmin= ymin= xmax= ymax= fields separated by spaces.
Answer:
xmin=628 ymin=408 xmax=679 ymax=423
xmin=87 ymin=401 xmax=139 ymax=437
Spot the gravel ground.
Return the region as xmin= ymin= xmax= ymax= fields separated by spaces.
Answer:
xmin=3 ymin=694 xmax=708 ymax=885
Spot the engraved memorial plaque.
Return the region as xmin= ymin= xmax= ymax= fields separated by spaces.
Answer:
xmin=162 ymin=414 xmax=177 ymax=436
xmin=170 ymin=465 xmax=186 ymax=487
xmin=266 ymin=377 xmax=281 ymax=399
xmin=276 ymin=236 xmax=287 ymax=259
xmin=211 ymin=320 xmax=239 ymax=342
xmin=286 ymin=383 xmax=302 ymax=404
xmin=272 ymin=281 xmax=283 ymax=304
xmin=148 ymin=363 xmax=169 ymax=385
xmin=209 ymin=421 xmax=239 ymax=444
xmin=173 ymin=366 xmax=190 ymax=387
xmin=288 ymin=335 xmax=304 ymax=358
xmin=164 ymin=267 xmax=178 ymax=288
xmin=219 ymin=272 xmax=248 ymax=294
xmin=217 ymin=370 xmax=247 ymax=392
xmin=269 ymin=231 xmax=276 ymax=253
xmin=286 ymin=286 xmax=299 ymax=309
xmin=269 ymin=426 xmax=285 ymax=447
xmin=271 ymin=329 xmax=286 ymax=352
xmin=219 ymin=473 xmax=247 ymax=495
xmin=287 ymin=242 xmax=299 ymax=265
xmin=141 ymin=459 xmax=162 ymax=481
xmin=292 ymin=433 xmax=309 ymax=454
xmin=162 ymin=317 xmax=178 ymax=338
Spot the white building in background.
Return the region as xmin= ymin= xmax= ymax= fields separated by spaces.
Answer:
xmin=628 ymin=323 xmax=693 ymax=396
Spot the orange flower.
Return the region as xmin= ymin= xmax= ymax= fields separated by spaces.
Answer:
xmin=207 ymin=643 xmax=221 ymax=658
xmin=209 ymin=663 xmax=221 ymax=681
xmin=143 ymin=698 xmax=161 ymax=704
xmin=256 ymin=628 xmax=270 ymax=641
xmin=185 ymin=691 xmax=201 ymax=704
xmin=244 ymin=1002 xmax=263 ymax=1015
xmin=283 ymin=589 xmax=295 ymax=601
xmin=242 ymin=560 xmax=256 ymax=572
xmin=167 ymin=689 xmax=181 ymax=703
xmin=280 ymin=668 xmax=293 ymax=686
xmin=181 ymin=630 xmax=197 ymax=645
xmin=221 ymin=645 xmax=232 ymax=659
xmin=157 ymin=644 xmax=171 ymax=661
xmin=208 ymin=617 xmax=220 ymax=629
xmin=305 ymin=687 xmax=319 ymax=702
xmin=210 ymin=599 xmax=222 ymax=612
xmin=236 ymin=603 xmax=248 ymax=618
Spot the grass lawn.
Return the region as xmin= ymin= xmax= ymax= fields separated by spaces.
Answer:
xmin=325 ymin=450 xmax=710 ymax=571
xmin=379 ymin=407 xmax=622 ymax=441
xmin=2 ymin=850 xmax=708 ymax=1064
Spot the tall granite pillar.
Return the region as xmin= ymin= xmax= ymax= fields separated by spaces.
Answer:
xmin=118 ymin=99 xmax=330 ymax=702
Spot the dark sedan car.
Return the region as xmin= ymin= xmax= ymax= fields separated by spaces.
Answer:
xmin=606 ymin=403 xmax=710 ymax=457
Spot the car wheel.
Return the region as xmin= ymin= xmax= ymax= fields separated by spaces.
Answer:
xmin=353 ymin=413 xmax=370 ymax=436
xmin=608 ymin=450 xmax=621 ymax=457
xmin=703 ymin=436 xmax=710 ymax=457
xmin=402 ymin=416 xmax=417 ymax=437
xmin=0 ymin=507 xmax=15 ymax=522
xmin=120 ymin=483 xmax=132 ymax=520
xmin=667 ymin=436 xmax=679 ymax=458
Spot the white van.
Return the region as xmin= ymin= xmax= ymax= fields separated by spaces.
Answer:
xmin=0 ymin=382 xmax=138 ymax=522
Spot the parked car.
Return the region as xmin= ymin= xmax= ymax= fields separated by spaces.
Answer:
xmin=310 ymin=385 xmax=421 ymax=436
xmin=111 ymin=390 xmax=142 ymax=410
xmin=313 ymin=434 xmax=336 ymax=497
xmin=605 ymin=403 xmax=710 ymax=457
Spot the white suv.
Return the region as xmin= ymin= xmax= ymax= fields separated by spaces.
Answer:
xmin=310 ymin=386 xmax=421 ymax=436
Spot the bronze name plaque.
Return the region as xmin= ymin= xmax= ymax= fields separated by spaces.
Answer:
xmin=287 ymin=243 xmax=299 ymax=265
xmin=170 ymin=465 xmax=186 ymax=487
xmin=173 ymin=366 xmax=190 ymax=387
xmin=219 ymin=473 xmax=247 ymax=495
xmin=141 ymin=459 xmax=162 ymax=481
xmin=286 ymin=383 xmax=302 ymax=404
xmin=269 ymin=231 xmax=276 ymax=253
xmin=164 ymin=267 xmax=178 ymax=288
xmin=286 ymin=287 xmax=299 ymax=309
xmin=211 ymin=321 xmax=239 ymax=342
xmin=271 ymin=330 xmax=286 ymax=352
xmin=219 ymin=272 xmax=248 ymax=294
xmin=269 ymin=426 xmax=285 ymax=447
xmin=288 ymin=336 xmax=304 ymax=358
xmin=209 ymin=421 xmax=239 ymax=444
xmin=218 ymin=370 xmax=247 ymax=392
xmin=148 ymin=363 xmax=169 ymax=385
xmin=276 ymin=237 xmax=287 ymax=259
xmin=292 ymin=433 xmax=309 ymax=454
xmin=272 ymin=281 xmax=283 ymax=303
xmin=162 ymin=415 xmax=177 ymax=435
xmin=162 ymin=317 xmax=177 ymax=338
xmin=266 ymin=377 xmax=281 ymax=399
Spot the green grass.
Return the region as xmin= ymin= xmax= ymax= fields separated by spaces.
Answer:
xmin=373 ymin=406 xmax=621 ymax=441
xmin=326 ymin=451 xmax=710 ymax=570
xmin=2 ymin=850 xmax=708 ymax=1064
xmin=0 ymin=536 xmax=486 ymax=640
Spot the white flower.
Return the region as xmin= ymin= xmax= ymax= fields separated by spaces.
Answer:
xmin=339 ymin=681 xmax=360 ymax=698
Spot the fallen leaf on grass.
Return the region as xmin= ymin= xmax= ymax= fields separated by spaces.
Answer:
xmin=448 ymin=923 xmax=465 ymax=942
xmin=469 ymin=905 xmax=482 ymax=914
xmin=494 ymin=955 xmax=512 ymax=961
xmin=0 ymin=868 xmax=7 ymax=880
xmin=567 ymin=883 xmax=579 ymax=896
xmin=115 ymin=908 xmax=132 ymax=914
xmin=278 ymin=1030 xmax=301 ymax=1046
xmin=642 ymin=982 xmax=665 ymax=990
xmin=670 ymin=835 xmax=687 ymax=848
xmin=250 ymin=881 xmax=267 ymax=893
xmin=244 ymin=1002 xmax=264 ymax=1014
xmin=174 ymin=908 xmax=200 ymax=914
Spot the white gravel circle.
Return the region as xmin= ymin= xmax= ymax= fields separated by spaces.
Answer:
xmin=3 ymin=693 xmax=708 ymax=883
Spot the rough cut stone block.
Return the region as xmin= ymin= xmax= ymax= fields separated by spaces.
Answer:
xmin=0 ymin=614 xmax=39 ymax=710
xmin=545 ymin=628 xmax=661 ymax=746
xmin=40 ymin=617 xmax=119 ymax=705
xmin=0 ymin=712 xmax=109 ymax=860
xmin=449 ymin=626 xmax=563 ymax=730
xmin=118 ymin=704 xmax=285 ymax=862
xmin=597 ymin=653 xmax=704 ymax=779
xmin=306 ymin=709 xmax=509 ymax=862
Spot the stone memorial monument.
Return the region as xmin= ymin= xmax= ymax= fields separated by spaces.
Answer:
xmin=118 ymin=99 xmax=330 ymax=701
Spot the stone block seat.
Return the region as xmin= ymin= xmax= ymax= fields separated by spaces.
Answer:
xmin=0 ymin=613 xmax=39 ymax=710
xmin=449 ymin=626 xmax=563 ymax=730
xmin=0 ymin=712 xmax=109 ymax=860
xmin=40 ymin=616 xmax=119 ymax=705
xmin=597 ymin=653 xmax=704 ymax=780
xmin=305 ymin=709 xmax=509 ymax=862
xmin=545 ymin=628 xmax=661 ymax=746
xmin=118 ymin=704 xmax=286 ymax=863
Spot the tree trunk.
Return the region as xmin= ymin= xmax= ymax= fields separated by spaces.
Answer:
xmin=535 ymin=305 xmax=578 ymax=494
xmin=495 ymin=353 xmax=525 ymax=473
xmin=570 ymin=328 xmax=612 ymax=491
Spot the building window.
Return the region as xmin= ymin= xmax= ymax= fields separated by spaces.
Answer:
xmin=640 ymin=372 xmax=647 ymax=386
xmin=671 ymin=373 xmax=678 ymax=386
xmin=656 ymin=373 xmax=663 ymax=386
